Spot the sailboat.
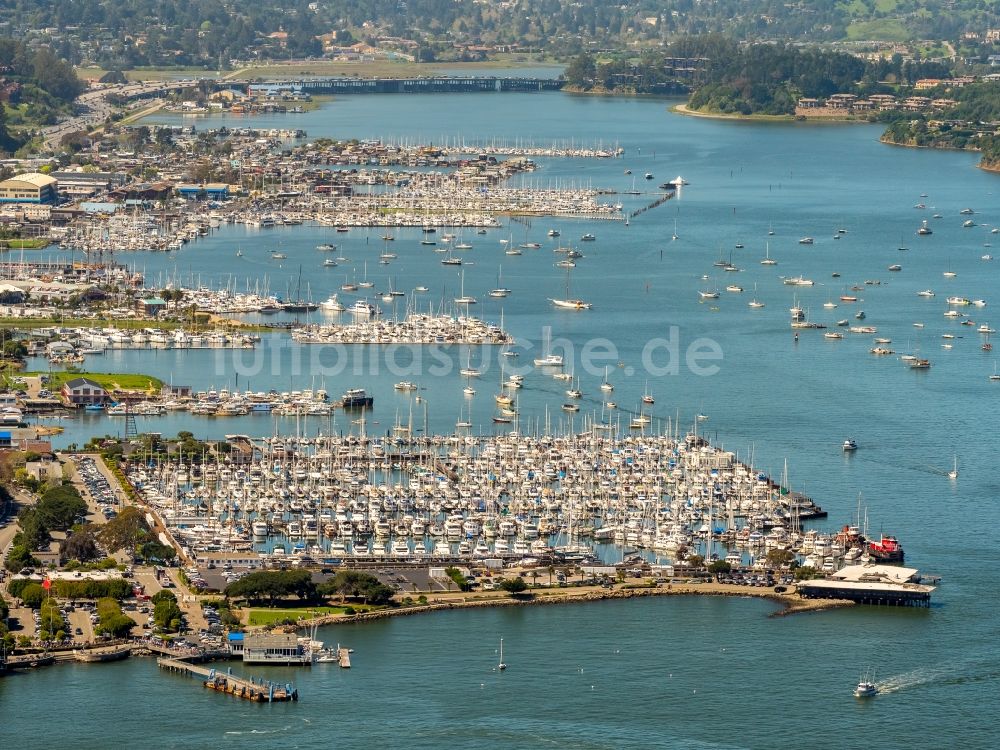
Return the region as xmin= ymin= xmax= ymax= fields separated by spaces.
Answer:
xmin=948 ymin=456 xmax=958 ymax=480
xmin=550 ymin=266 xmax=592 ymax=310
xmin=359 ymin=261 xmax=374 ymax=288
xmin=600 ymin=366 xmax=614 ymax=392
xmin=454 ymin=269 xmax=477 ymax=305
xmin=498 ymin=638 xmax=507 ymax=671
xmin=489 ymin=266 xmax=511 ymax=298
xmin=748 ymin=283 xmax=765 ymax=308
xmin=760 ymin=242 xmax=777 ymax=265
xmin=282 ymin=266 xmax=318 ymax=311
xmin=671 ymin=218 xmax=679 ymax=241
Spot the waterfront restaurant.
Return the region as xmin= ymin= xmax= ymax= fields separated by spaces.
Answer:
xmin=240 ymin=633 xmax=312 ymax=666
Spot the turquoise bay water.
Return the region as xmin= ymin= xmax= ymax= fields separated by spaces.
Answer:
xmin=4 ymin=94 xmax=1000 ymax=747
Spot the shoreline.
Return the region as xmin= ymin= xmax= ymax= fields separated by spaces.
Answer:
xmin=275 ymin=582 xmax=854 ymax=634
xmin=672 ymin=103 xmax=868 ymax=126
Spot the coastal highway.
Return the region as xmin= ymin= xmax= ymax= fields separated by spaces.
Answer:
xmin=39 ymin=80 xmax=201 ymax=150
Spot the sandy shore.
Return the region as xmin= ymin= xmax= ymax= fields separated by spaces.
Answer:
xmin=276 ymin=581 xmax=852 ymax=633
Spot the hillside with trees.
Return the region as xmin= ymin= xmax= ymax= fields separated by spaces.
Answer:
xmin=2 ymin=0 xmax=999 ymax=71
xmin=880 ymin=81 xmax=1000 ymax=170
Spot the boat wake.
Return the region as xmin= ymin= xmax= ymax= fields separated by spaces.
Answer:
xmin=224 ymin=726 xmax=294 ymax=736
xmin=878 ymin=662 xmax=1000 ymax=694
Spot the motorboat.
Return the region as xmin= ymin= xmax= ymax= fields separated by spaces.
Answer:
xmin=843 ymin=439 xmax=858 ymax=451
xmin=854 ymin=678 xmax=878 ymax=698
xmin=320 ymin=295 xmax=345 ymax=312
xmin=533 ymin=354 xmax=563 ymax=367
xmin=798 ymin=237 xmax=814 ymax=245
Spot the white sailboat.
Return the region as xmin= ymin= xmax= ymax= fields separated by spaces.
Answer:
xmin=454 ymin=269 xmax=477 ymax=305
xmin=760 ymin=241 xmax=777 ymax=265
xmin=498 ymin=637 xmax=507 ymax=671
xmin=948 ymin=456 xmax=958 ymax=480
xmin=550 ymin=266 xmax=592 ymax=310
xmin=489 ymin=266 xmax=511 ymax=298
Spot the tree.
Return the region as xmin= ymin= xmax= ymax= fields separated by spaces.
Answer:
xmin=499 ymin=577 xmax=528 ymax=594
xmin=685 ymin=554 xmax=705 ymax=568
xmin=139 ymin=541 xmax=176 ymax=562
xmin=61 ymin=528 xmax=100 ymax=562
xmin=4 ymin=543 xmax=38 ymax=573
xmin=98 ymin=506 xmax=150 ymax=553
xmin=19 ymin=583 xmax=48 ymax=608
xmin=707 ymin=561 xmax=732 ymax=579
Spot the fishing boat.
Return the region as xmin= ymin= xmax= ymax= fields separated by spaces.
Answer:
xmin=854 ymin=670 xmax=878 ymax=698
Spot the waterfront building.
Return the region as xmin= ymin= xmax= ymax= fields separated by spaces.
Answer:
xmin=61 ymin=377 xmax=108 ymax=406
xmin=239 ymin=633 xmax=312 ymax=666
xmin=0 ymin=172 xmax=57 ymax=204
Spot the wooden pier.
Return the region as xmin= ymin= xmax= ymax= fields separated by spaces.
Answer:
xmin=157 ymin=657 xmax=298 ymax=702
xmin=337 ymin=647 xmax=351 ymax=668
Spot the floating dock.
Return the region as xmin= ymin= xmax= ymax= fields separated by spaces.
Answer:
xmin=157 ymin=657 xmax=298 ymax=702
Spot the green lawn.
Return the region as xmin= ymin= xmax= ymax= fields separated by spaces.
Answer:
xmin=247 ymin=606 xmax=350 ymax=626
xmin=0 ymin=238 xmax=53 ymax=250
xmin=23 ymin=371 xmax=163 ymax=392
xmin=845 ymin=19 xmax=911 ymax=41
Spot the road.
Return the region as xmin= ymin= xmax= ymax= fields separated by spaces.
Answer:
xmin=40 ymin=80 xmax=200 ymax=149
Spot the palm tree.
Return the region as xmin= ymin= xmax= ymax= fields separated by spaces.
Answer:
xmin=547 ymin=565 xmax=555 ymax=586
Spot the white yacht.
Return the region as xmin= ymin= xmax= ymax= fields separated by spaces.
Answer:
xmin=320 ymin=294 xmax=345 ymax=312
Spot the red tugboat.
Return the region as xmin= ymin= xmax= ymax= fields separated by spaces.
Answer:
xmin=866 ymin=535 xmax=905 ymax=563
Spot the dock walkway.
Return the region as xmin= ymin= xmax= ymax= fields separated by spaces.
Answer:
xmin=157 ymin=657 xmax=298 ymax=702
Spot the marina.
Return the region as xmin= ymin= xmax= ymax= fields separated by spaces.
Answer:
xmin=2 ymin=88 xmax=998 ymax=750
